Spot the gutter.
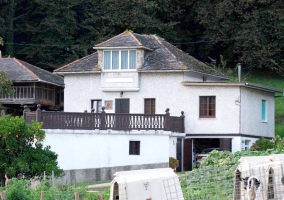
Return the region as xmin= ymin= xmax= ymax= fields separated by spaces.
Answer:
xmin=93 ymin=46 xmax=153 ymax=51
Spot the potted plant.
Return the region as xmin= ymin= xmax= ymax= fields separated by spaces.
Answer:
xmin=169 ymin=157 xmax=179 ymax=171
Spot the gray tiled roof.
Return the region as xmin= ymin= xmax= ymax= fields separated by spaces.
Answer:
xmin=55 ymin=32 xmax=228 ymax=79
xmin=0 ymin=58 xmax=64 ymax=86
xmin=54 ymin=52 xmax=98 ymax=73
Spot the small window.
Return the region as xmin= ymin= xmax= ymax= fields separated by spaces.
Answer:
xmin=129 ymin=141 xmax=140 ymax=155
xmin=144 ymin=99 xmax=155 ymax=114
xmin=91 ymin=100 xmax=102 ymax=113
xmin=262 ymin=100 xmax=267 ymax=122
xmin=199 ymin=96 xmax=216 ymax=118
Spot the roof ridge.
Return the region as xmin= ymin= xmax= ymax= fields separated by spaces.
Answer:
xmin=131 ymin=33 xmax=143 ymax=46
xmin=17 ymin=59 xmax=60 ymax=77
xmin=95 ymin=32 xmax=126 ymax=47
xmin=13 ymin=58 xmax=40 ymax=80
xmin=54 ymin=52 xmax=98 ymax=72
xmin=153 ymin=35 xmax=179 ymax=64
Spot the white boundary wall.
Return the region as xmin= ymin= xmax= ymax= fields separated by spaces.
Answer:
xmin=43 ymin=129 xmax=172 ymax=170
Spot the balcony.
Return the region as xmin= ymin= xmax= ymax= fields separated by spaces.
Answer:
xmin=24 ymin=105 xmax=185 ymax=133
xmin=0 ymin=86 xmax=63 ymax=107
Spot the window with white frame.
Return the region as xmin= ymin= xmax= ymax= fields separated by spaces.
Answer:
xmin=103 ymin=50 xmax=136 ymax=70
xmin=91 ymin=100 xmax=102 ymax=113
xmin=244 ymin=140 xmax=250 ymax=151
xmin=262 ymin=99 xmax=267 ymax=122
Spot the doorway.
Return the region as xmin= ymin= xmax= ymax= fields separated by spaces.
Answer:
xmin=115 ymin=99 xmax=129 ymax=113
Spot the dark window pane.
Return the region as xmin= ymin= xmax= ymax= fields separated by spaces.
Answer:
xmin=199 ymin=96 xmax=216 ymax=118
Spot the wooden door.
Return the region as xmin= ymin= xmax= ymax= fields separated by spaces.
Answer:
xmin=220 ymin=138 xmax=232 ymax=151
xmin=115 ymin=99 xmax=130 ymax=113
xmin=184 ymin=138 xmax=192 ymax=171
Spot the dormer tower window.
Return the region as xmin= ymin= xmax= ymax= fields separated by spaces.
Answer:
xmin=103 ymin=50 xmax=136 ymax=70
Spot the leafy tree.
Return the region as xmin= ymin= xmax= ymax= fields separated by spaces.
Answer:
xmin=0 ymin=115 xmax=64 ymax=180
xmin=0 ymin=70 xmax=14 ymax=97
xmin=0 ymin=36 xmax=3 ymax=46
xmin=192 ymin=0 xmax=284 ymax=74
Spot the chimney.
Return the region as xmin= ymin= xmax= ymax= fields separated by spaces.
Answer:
xmin=238 ymin=63 xmax=241 ymax=82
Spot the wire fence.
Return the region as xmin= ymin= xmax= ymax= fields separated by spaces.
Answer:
xmin=181 ymin=165 xmax=235 ymax=200
xmin=181 ymin=156 xmax=284 ymax=200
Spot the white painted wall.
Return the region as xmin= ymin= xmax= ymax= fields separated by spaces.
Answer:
xmin=231 ymin=136 xmax=257 ymax=152
xmin=169 ymin=136 xmax=177 ymax=158
xmin=43 ymin=129 xmax=170 ymax=170
xmin=241 ymin=87 xmax=275 ymax=138
xmin=63 ymin=72 xmax=276 ymax=153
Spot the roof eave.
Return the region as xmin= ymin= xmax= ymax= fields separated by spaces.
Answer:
xmin=93 ymin=46 xmax=153 ymax=51
xmin=54 ymin=71 xmax=101 ymax=75
xmin=182 ymin=82 xmax=284 ymax=95
xmin=138 ymin=69 xmax=229 ymax=80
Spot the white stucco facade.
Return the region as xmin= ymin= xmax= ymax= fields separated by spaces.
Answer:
xmin=63 ymin=72 xmax=276 ymax=138
xmin=44 ymin=129 xmax=172 ymax=170
xmin=58 ymin=70 xmax=280 ymax=173
xmin=43 ymin=129 xmax=184 ymax=183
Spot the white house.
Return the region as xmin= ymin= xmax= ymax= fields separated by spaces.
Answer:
xmin=49 ymin=31 xmax=283 ymax=182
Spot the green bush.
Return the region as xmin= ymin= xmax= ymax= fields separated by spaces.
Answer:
xmin=250 ymin=137 xmax=275 ymax=151
xmin=0 ymin=115 xmax=64 ymax=179
xmin=5 ymin=178 xmax=31 ymax=200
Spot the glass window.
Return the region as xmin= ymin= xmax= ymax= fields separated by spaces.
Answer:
xmin=112 ymin=51 xmax=119 ymax=70
xmin=262 ymin=100 xmax=267 ymax=122
xmin=129 ymin=50 xmax=136 ymax=69
xmin=103 ymin=50 xmax=136 ymax=70
xmin=91 ymin=100 xmax=102 ymax=113
xmin=121 ymin=51 xmax=128 ymax=69
xmin=129 ymin=141 xmax=140 ymax=155
xmin=144 ymin=99 xmax=155 ymax=114
xmin=103 ymin=51 xmax=111 ymax=70
xmin=199 ymin=96 xmax=216 ymax=118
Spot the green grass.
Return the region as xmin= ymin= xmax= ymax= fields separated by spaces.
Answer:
xmin=241 ymin=69 xmax=284 ymax=136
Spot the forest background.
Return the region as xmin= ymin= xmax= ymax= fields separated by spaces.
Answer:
xmin=0 ymin=0 xmax=284 ymax=135
xmin=0 ymin=0 xmax=284 ymax=74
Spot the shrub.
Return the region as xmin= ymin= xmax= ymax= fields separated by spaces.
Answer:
xmin=0 ymin=115 xmax=64 ymax=179
xmin=5 ymin=178 xmax=31 ymax=200
xmin=250 ymin=137 xmax=275 ymax=151
xmin=169 ymin=157 xmax=179 ymax=169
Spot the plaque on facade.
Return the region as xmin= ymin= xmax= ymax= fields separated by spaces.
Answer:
xmin=105 ymin=100 xmax=113 ymax=110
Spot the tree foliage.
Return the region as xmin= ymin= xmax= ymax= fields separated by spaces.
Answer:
xmin=0 ymin=70 xmax=14 ymax=97
xmin=0 ymin=115 xmax=63 ymax=179
xmin=0 ymin=0 xmax=284 ymax=74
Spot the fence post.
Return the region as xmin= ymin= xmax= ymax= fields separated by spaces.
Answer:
xmin=74 ymin=192 xmax=80 ymax=200
xmin=97 ymin=194 xmax=104 ymax=200
xmin=165 ymin=108 xmax=170 ymax=131
xmin=23 ymin=105 xmax=28 ymax=120
xmin=0 ymin=191 xmax=6 ymax=200
xmin=52 ymin=171 xmax=54 ymax=187
xmin=36 ymin=104 xmax=42 ymax=122
xmin=40 ymin=191 xmax=44 ymax=200
xmin=180 ymin=111 xmax=185 ymax=133
xmin=101 ymin=107 xmax=106 ymax=130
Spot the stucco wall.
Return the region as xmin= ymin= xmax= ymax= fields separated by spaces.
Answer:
xmin=43 ymin=129 xmax=170 ymax=183
xmin=63 ymin=72 xmax=275 ymax=138
xmin=240 ymin=87 xmax=275 ymax=137
xmin=44 ymin=129 xmax=170 ymax=170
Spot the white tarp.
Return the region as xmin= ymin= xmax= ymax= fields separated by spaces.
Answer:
xmin=109 ymin=168 xmax=184 ymax=200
